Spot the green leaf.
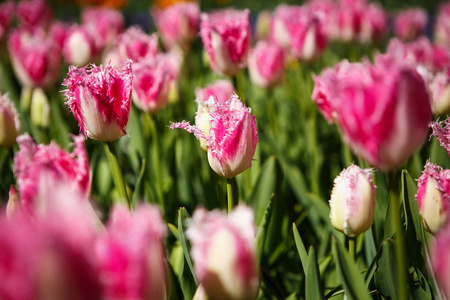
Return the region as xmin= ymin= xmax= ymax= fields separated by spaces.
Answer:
xmin=178 ymin=207 xmax=197 ymax=284
xmin=130 ymin=159 xmax=146 ymax=207
xmin=292 ymin=223 xmax=308 ymax=272
xmin=255 ymin=195 xmax=274 ymax=265
xmin=332 ymin=237 xmax=371 ymax=300
xmin=249 ymin=156 xmax=276 ymax=224
xmin=168 ymin=223 xmax=179 ymax=239
xmin=374 ymin=239 xmax=399 ymax=300
xmin=306 ymin=247 xmax=324 ymax=300
xmin=284 ymin=292 xmax=298 ymax=300
xmin=169 ymin=242 xmax=196 ymax=300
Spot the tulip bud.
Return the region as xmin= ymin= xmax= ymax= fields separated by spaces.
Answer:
xmin=16 ymin=0 xmax=52 ymax=30
xmin=97 ymin=204 xmax=167 ymax=300
xmin=0 ymin=93 xmax=20 ymax=147
xmin=81 ymin=7 xmax=124 ymax=50
xmin=271 ymin=5 xmax=327 ymax=61
xmin=429 ymin=70 xmax=450 ymax=115
xmin=416 ymin=162 xmax=450 ymax=233
xmin=63 ymin=25 xmax=98 ymax=66
xmin=394 ymin=8 xmax=428 ymax=41
xmin=254 ymin=10 xmax=272 ymax=41
xmin=14 ymin=133 xmax=90 ymax=215
xmin=152 ymin=2 xmax=200 ymax=52
xmin=0 ymin=1 xmax=15 ymax=41
xmin=200 ymin=9 xmax=250 ymax=76
xmin=248 ymin=40 xmax=284 ymax=88
xmin=132 ymin=59 xmax=170 ymax=114
xmin=6 ymin=186 xmax=21 ymax=218
xmin=195 ymin=80 xmax=235 ymax=104
xmin=171 ymin=94 xmax=258 ymax=179
xmin=30 ymin=87 xmax=50 ymax=128
xmin=116 ymin=27 xmax=159 ymax=64
xmin=359 ymin=3 xmax=388 ymax=44
xmin=63 ymin=60 xmax=133 ymax=142
xmin=187 ymin=206 xmax=259 ymax=300
xmin=434 ymin=2 xmax=450 ymax=48
xmin=8 ymin=28 xmax=61 ymax=89
xmin=329 ymin=165 xmax=375 ymax=237
xmin=431 ymin=223 xmax=450 ymax=298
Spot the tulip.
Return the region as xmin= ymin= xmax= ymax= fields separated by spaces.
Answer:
xmin=359 ymin=3 xmax=388 ymax=44
xmin=313 ymin=56 xmax=432 ymax=171
xmin=152 ymin=2 xmax=200 ymax=51
xmin=13 ymin=133 xmax=90 ymax=215
xmin=63 ymin=25 xmax=99 ymax=66
xmin=248 ymin=40 xmax=284 ymax=88
xmin=200 ymin=9 xmax=250 ymax=76
xmin=96 ymin=204 xmax=167 ymax=300
xmin=186 ymin=206 xmax=259 ymax=300
xmin=16 ymin=0 xmax=52 ymax=29
xmin=48 ymin=20 xmax=70 ymax=51
xmin=116 ymin=27 xmax=159 ymax=64
xmin=328 ymin=0 xmax=365 ymax=42
xmin=270 ymin=4 xmax=327 ymax=61
xmin=195 ymin=80 xmax=235 ymax=104
xmin=0 ymin=93 xmax=20 ymax=148
xmin=329 ymin=164 xmax=375 ymax=237
xmin=431 ymin=223 xmax=450 ymax=298
xmin=81 ymin=7 xmax=124 ymax=50
xmin=428 ymin=70 xmax=450 ymax=115
xmin=30 ymin=87 xmax=50 ymax=128
xmin=416 ymin=162 xmax=450 ymax=233
xmin=63 ymin=60 xmax=133 ymax=142
xmin=0 ymin=185 xmax=102 ymax=300
xmin=254 ymin=10 xmax=272 ymax=41
xmin=394 ymin=8 xmax=428 ymax=41
xmin=434 ymin=2 xmax=450 ymax=48
xmin=0 ymin=1 xmax=14 ymax=41
xmin=171 ymin=94 xmax=258 ymax=179
xmin=8 ymin=28 xmax=61 ymax=89
xmin=430 ymin=117 xmax=450 ymax=156
xmin=132 ymin=58 xmax=171 ymax=114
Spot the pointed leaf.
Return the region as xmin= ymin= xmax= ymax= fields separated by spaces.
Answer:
xmin=178 ymin=207 xmax=197 ymax=284
xmin=306 ymin=247 xmax=324 ymax=300
xmin=332 ymin=237 xmax=371 ymax=300
xmin=256 ymin=195 xmax=274 ymax=265
xmin=292 ymin=223 xmax=308 ymax=272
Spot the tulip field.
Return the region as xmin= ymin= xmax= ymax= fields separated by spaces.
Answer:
xmin=2 ymin=0 xmax=450 ymax=299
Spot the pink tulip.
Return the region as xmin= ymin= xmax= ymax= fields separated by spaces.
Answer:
xmin=13 ymin=133 xmax=90 ymax=215
xmin=248 ymin=40 xmax=284 ymax=88
xmin=313 ymin=56 xmax=432 ymax=171
xmin=270 ymin=4 xmax=326 ymax=61
xmin=132 ymin=58 xmax=171 ymax=114
xmin=16 ymin=0 xmax=52 ymax=29
xmin=186 ymin=205 xmax=259 ymax=300
xmin=428 ymin=69 xmax=450 ymax=115
xmin=63 ymin=60 xmax=133 ymax=142
xmin=8 ymin=28 xmax=61 ymax=88
xmin=330 ymin=164 xmax=375 ymax=237
xmin=416 ymin=162 xmax=450 ymax=233
xmin=328 ymin=0 xmax=365 ymax=42
xmin=116 ymin=27 xmax=159 ymax=64
xmin=195 ymin=80 xmax=235 ymax=103
xmin=0 ymin=183 xmax=102 ymax=300
xmin=200 ymin=9 xmax=250 ymax=76
xmin=171 ymin=94 xmax=258 ymax=178
xmin=359 ymin=3 xmax=388 ymax=44
xmin=96 ymin=204 xmax=167 ymax=300
xmin=0 ymin=93 xmax=20 ymax=148
xmin=63 ymin=24 xmax=99 ymax=66
xmin=394 ymin=8 xmax=428 ymax=41
xmin=431 ymin=222 xmax=450 ymax=298
xmin=152 ymin=2 xmax=200 ymax=51
xmin=434 ymin=2 xmax=450 ymax=48
xmin=48 ymin=20 xmax=71 ymax=51
xmin=81 ymin=7 xmax=124 ymax=51
xmin=430 ymin=117 xmax=450 ymax=156
xmin=0 ymin=1 xmax=14 ymax=41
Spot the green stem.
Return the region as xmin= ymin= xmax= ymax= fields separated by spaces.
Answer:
xmin=227 ymin=177 xmax=238 ymax=213
xmin=389 ymin=171 xmax=409 ymax=300
xmin=145 ymin=113 xmax=165 ymax=215
xmin=104 ymin=141 xmax=129 ymax=207
xmin=349 ymin=236 xmax=356 ymax=262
